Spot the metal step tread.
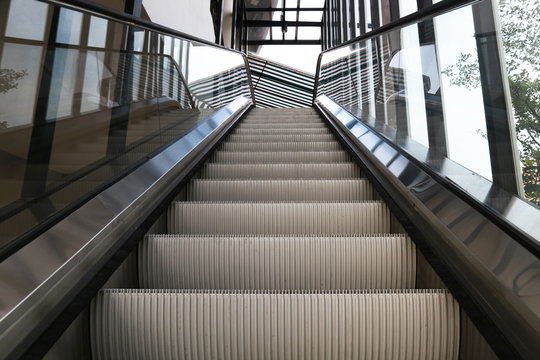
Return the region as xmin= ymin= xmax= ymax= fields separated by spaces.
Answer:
xmin=227 ymin=134 xmax=336 ymax=142
xmin=186 ymin=179 xmax=375 ymax=201
xmin=91 ymin=289 xmax=459 ymax=360
xmin=168 ymin=201 xmax=394 ymax=235
xmin=210 ymin=151 xmax=350 ymax=164
xmin=220 ymin=141 xmax=342 ymax=152
xmin=140 ymin=234 xmax=415 ymax=290
xmin=198 ymin=163 xmax=363 ymax=179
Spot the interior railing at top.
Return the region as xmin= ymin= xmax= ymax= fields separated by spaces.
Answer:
xmin=314 ymin=0 xmax=539 ymax=246
xmin=0 ymin=0 xmax=255 ymax=258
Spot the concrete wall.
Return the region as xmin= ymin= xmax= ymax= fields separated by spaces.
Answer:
xmin=142 ymin=0 xmax=215 ymax=42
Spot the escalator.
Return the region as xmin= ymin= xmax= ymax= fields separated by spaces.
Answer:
xmin=0 ymin=0 xmax=539 ymax=359
xmin=91 ymin=107 xmax=461 ymax=358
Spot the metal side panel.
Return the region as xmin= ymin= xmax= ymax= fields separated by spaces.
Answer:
xmin=210 ymin=151 xmax=350 ymax=164
xmin=139 ymin=235 xmax=416 ymax=290
xmin=198 ymin=163 xmax=364 ymax=179
xmin=91 ymin=290 xmax=459 ymax=360
xmin=186 ymin=179 xmax=375 ymax=201
xmin=0 ymin=97 xmax=252 ymax=359
xmin=167 ymin=202 xmax=392 ymax=235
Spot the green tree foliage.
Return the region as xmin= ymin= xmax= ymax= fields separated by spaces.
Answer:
xmin=442 ymin=0 xmax=539 ymax=204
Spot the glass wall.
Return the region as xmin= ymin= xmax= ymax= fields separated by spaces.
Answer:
xmin=317 ymin=0 xmax=530 ymax=205
xmin=0 ymin=0 xmax=252 ymax=251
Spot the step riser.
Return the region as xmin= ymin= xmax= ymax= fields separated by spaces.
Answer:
xmin=91 ymin=291 xmax=459 ymax=360
xmin=186 ymin=180 xmax=374 ymax=201
xmin=168 ymin=202 xmax=392 ymax=235
xmin=220 ymin=142 xmax=342 ymax=152
xmin=233 ymin=128 xmax=331 ymax=135
xmin=210 ymin=151 xmax=350 ymax=164
xmin=227 ymin=134 xmax=336 ymax=142
xmin=238 ymin=123 xmax=326 ymax=129
xmin=198 ymin=164 xmax=363 ymax=179
xmin=140 ymin=235 xmax=416 ymax=289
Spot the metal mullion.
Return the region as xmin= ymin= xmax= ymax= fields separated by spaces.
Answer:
xmin=71 ymin=13 xmax=91 ymax=116
xmin=295 ymin=0 xmax=300 ymax=41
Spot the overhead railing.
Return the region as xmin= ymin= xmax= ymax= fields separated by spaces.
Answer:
xmin=313 ymin=0 xmax=539 ymax=358
xmin=0 ymin=1 xmax=255 ymax=357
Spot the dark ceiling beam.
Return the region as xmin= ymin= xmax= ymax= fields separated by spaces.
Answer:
xmin=247 ymin=39 xmax=321 ymax=45
xmin=245 ymin=20 xmax=322 ymax=27
xmin=245 ymin=7 xmax=324 ymax=12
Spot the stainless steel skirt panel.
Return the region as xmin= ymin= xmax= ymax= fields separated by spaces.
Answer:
xmin=91 ymin=290 xmax=459 ymax=360
xmin=167 ymin=202 xmax=392 ymax=235
xmin=139 ymin=235 xmax=415 ymax=290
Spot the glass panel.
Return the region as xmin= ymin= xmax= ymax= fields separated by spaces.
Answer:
xmin=4 ymin=0 xmax=48 ymax=41
xmin=317 ymin=0 xmax=527 ymax=207
xmin=0 ymin=0 xmax=252 ymax=251
xmin=56 ymin=8 xmax=83 ymax=45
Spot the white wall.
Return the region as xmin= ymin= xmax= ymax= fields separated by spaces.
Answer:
xmin=142 ymin=0 xmax=215 ymax=42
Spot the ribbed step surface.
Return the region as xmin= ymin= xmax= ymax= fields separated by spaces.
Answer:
xmin=91 ymin=290 xmax=459 ymax=360
xmin=210 ymin=151 xmax=349 ymax=164
xmin=186 ymin=179 xmax=374 ymax=201
xmin=139 ymin=235 xmax=416 ymax=290
xmin=233 ymin=128 xmax=330 ymax=135
xmin=226 ymin=134 xmax=335 ymax=142
xmin=220 ymin=141 xmax=342 ymax=152
xmin=168 ymin=202 xmax=391 ymax=235
xmin=198 ymin=163 xmax=363 ymax=179
xmin=238 ymin=122 xmax=327 ymax=129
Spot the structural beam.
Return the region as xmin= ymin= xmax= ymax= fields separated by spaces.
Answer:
xmin=245 ymin=20 xmax=322 ymax=27
xmin=247 ymin=39 xmax=321 ymax=45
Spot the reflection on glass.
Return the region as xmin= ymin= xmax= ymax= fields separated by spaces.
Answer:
xmin=56 ymin=8 xmax=83 ymax=45
xmin=5 ymin=0 xmax=48 ymax=41
xmin=317 ymin=0 xmax=526 ymax=201
xmin=435 ymin=6 xmax=491 ymax=180
xmin=0 ymin=0 xmax=252 ymax=250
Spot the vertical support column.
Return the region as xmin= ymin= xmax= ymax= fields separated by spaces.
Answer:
xmin=472 ymin=0 xmax=521 ymax=194
xmin=22 ymin=6 xmax=60 ymax=212
xmin=231 ymin=0 xmax=238 ymax=50
xmin=106 ymin=0 xmax=142 ymax=157
xmin=417 ymin=0 xmax=448 ymax=156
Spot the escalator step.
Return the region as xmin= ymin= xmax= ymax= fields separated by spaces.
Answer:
xmin=91 ymin=290 xmax=459 ymax=360
xmin=210 ymin=151 xmax=350 ymax=164
xmin=139 ymin=235 xmax=416 ymax=290
xmin=233 ymin=128 xmax=331 ymax=135
xmin=220 ymin=141 xmax=342 ymax=152
xmin=237 ymin=122 xmax=327 ymax=129
xmin=198 ymin=163 xmax=363 ymax=179
xmin=226 ymin=134 xmax=335 ymax=142
xmin=167 ymin=201 xmax=392 ymax=235
xmin=186 ymin=179 xmax=374 ymax=201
